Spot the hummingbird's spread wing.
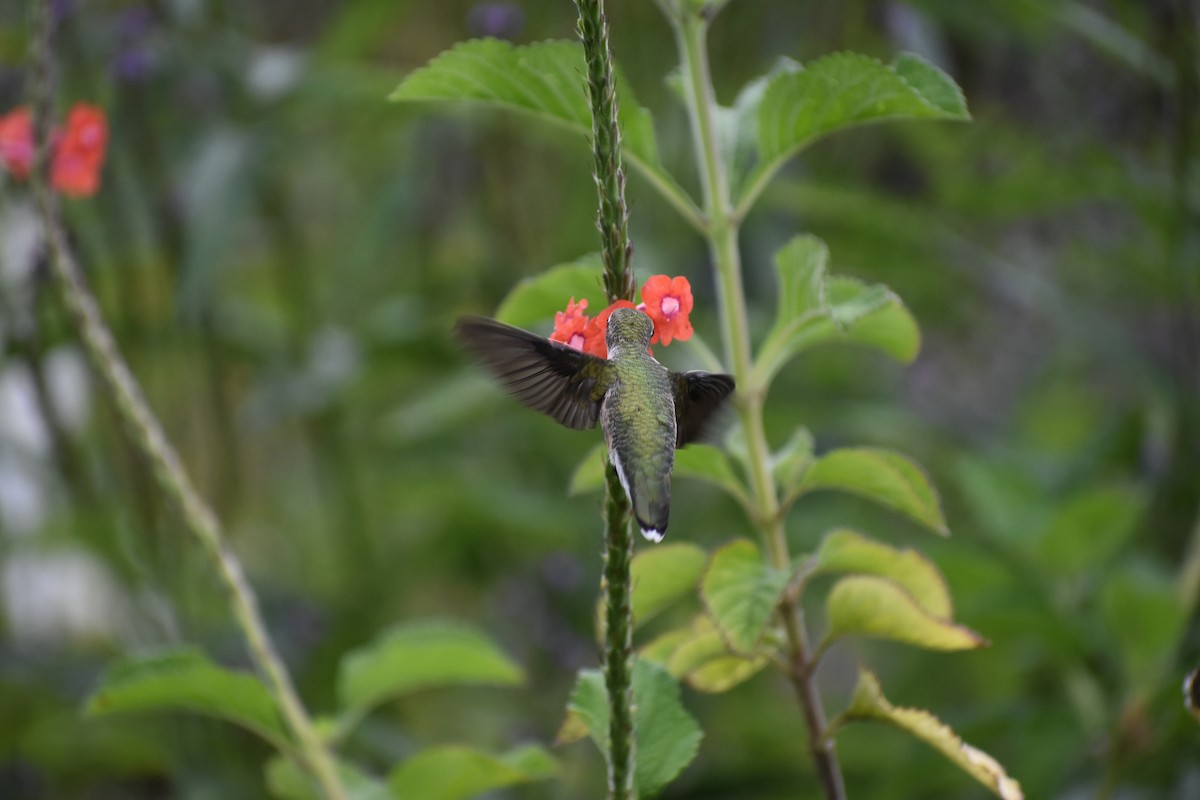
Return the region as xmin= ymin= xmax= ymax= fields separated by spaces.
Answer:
xmin=455 ymin=316 xmax=609 ymax=430
xmin=671 ymin=371 xmax=736 ymax=447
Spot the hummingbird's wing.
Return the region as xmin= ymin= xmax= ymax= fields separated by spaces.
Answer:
xmin=670 ymin=370 xmax=736 ymax=447
xmin=455 ymin=316 xmax=610 ymax=430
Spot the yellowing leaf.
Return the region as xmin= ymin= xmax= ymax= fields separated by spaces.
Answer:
xmin=812 ymin=529 xmax=951 ymax=618
xmin=796 ymin=448 xmax=948 ymax=535
xmin=841 ymin=669 xmax=1022 ymax=800
xmin=824 ymin=576 xmax=985 ymax=651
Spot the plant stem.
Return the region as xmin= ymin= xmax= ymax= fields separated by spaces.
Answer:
xmin=27 ymin=4 xmax=347 ymax=799
xmin=673 ymin=10 xmax=847 ymax=800
xmin=574 ymin=0 xmax=638 ymax=797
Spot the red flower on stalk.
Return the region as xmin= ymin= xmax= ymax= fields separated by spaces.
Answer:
xmin=582 ymin=300 xmax=638 ymax=358
xmin=0 ymin=107 xmax=34 ymax=179
xmin=640 ymin=274 xmax=694 ymax=346
xmin=550 ymin=296 xmax=590 ymax=351
xmin=51 ymin=104 xmax=108 ymax=198
xmin=0 ymin=103 xmax=108 ymax=198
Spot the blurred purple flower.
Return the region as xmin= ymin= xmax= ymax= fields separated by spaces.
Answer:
xmin=467 ymin=3 xmax=525 ymax=40
xmin=110 ymin=6 xmax=160 ymax=84
xmin=51 ymin=0 xmax=75 ymax=23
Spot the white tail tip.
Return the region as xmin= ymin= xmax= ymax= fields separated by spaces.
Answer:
xmin=640 ymin=527 xmax=665 ymax=543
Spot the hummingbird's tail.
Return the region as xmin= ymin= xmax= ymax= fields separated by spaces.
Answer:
xmin=610 ymin=451 xmax=670 ymax=542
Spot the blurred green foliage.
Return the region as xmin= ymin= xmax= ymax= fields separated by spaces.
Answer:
xmin=1 ymin=0 xmax=1197 ymax=798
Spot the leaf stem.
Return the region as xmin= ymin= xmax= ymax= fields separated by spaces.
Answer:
xmin=27 ymin=4 xmax=347 ymax=799
xmin=672 ymin=9 xmax=847 ymax=799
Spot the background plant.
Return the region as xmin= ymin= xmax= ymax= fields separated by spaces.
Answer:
xmin=1 ymin=1 xmax=1196 ymax=799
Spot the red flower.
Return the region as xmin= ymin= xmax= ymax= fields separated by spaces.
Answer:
xmin=640 ymin=274 xmax=694 ymax=346
xmin=51 ymin=103 xmax=107 ymax=198
xmin=0 ymin=107 xmax=34 ymax=179
xmin=550 ymin=297 xmax=590 ymax=351
xmin=583 ymin=300 xmax=638 ymax=358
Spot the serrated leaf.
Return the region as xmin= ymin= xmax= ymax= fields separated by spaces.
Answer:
xmin=824 ymin=576 xmax=985 ymax=651
xmin=388 ymin=744 xmax=556 ymax=800
xmin=716 ymin=58 xmax=800 ymax=191
xmin=702 ymin=540 xmax=790 ymax=654
xmin=795 ymin=448 xmax=947 ymax=534
xmin=811 ymin=529 xmax=951 ymax=618
xmin=85 ymin=649 xmax=289 ymax=750
xmin=841 ymin=669 xmax=1023 ymax=800
xmin=742 ymin=51 xmax=969 ymax=211
xmin=265 ymin=756 xmax=390 ymax=800
xmin=391 ymin=39 xmax=686 ymax=206
xmin=337 ymin=621 xmax=522 ymax=720
xmin=494 ymin=257 xmax=603 ymax=330
xmin=650 ymin=615 xmax=770 ymax=694
xmin=568 ymin=442 xmax=608 ymax=496
xmin=673 ymin=445 xmax=752 ymax=508
xmin=1038 ymin=484 xmax=1147 ymax=576
xmin=563 ymin=661 xmax=702 ymax=796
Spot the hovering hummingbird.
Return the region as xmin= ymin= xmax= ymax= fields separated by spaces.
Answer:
xmin=455 ymin=307 xmax=735 ymax=542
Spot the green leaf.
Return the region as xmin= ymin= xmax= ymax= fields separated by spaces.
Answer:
xmin=1101 ymin=563 xmax=1186 ymax=689
xmin=337 ymin=621 xmax=522 ymax=720
xmin=568 ymin=442 xmax=608 ymax=496
xmin=795 ymin=448 xmax=948 ymax=535
xmin=265 ymin=756 xmax=390 ymax=800
xmin=840 ymin=669 xmax=1023 ymax=800
xmin=391 ymin=39 xmax=687 ymax=208
xmin=646 ymin=615 xmax=770 ymax=694
xmin=702 ymin=540 xmax=790 ymax=654
xmin=494 ymin=256 xmax=603 ymax=330
xmin=772 ymin=426 xmax=815 ymax=498
xmin=1038 ymin=484 xmax=1147 ymax=576
xmin=824 ymin=576 xmax=985 ymax=651
xmin=811 ymin=529 xmax=952 ymax=618
xmin=673 ymin=445 xmax=752 ymax=509
xmin=563 ymin=661 xmax=702 ymax=796
xmin=752 ymin=241 xmax=920 ymax=388
xmin=85 ymin=649 xmax=289 ymax=750
xmin=631 ymin=543 xmax=709 ymax=628
xmin=389 ymin=745 xmax=556 ymax=800
xmin=742 ymin=51 xmax=969 ymax=211
xmin=715 ymin=58 xmax=800 ymax=192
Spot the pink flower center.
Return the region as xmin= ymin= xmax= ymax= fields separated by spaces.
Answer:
xmin=568 ymin=333 xmax=586 ymax=351
xmin=660 ymin=296 xmax=680 ymax=319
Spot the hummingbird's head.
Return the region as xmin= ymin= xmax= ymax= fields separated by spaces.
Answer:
xmin=605 ymin=307 xmax=654 ymax=356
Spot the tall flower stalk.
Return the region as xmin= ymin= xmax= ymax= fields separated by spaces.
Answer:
xmin=574 ymin=0 xmax=638 ymax=797
xmin=26 ymin=3 xmax=348 ymax=799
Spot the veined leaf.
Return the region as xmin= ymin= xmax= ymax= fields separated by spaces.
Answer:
xmin=495 ymin=256 xmax=603 ymax=330
xmin=337 ymin=621 xmax=522 ymax=721
xmin=85 ymin=649 xmax=288 ymax=750
xmin=391 ymin=39 xmax=690 ymax=215
xmin=673 ymin=445 xmax=753 ymax=510
xmin=562 ymin=661 xmax=702 ymax=796
xmin=702 ymin=540 xmax=790 ymax=654
xmin=631 ymin=543 xmax=708 ymax=629
xmin=644 ymin=615 xmax=770 ymax=694
xmin=839 ymin=669 xmax=1023 ymax=800
xmin=824 ymin=576 xmax=985 ymax=651
xmin=388 ymin=745 xmax=556 ymax=800
xmin=715 ymin=58 xmax=800 ymax=193
xmin=741 ymin=51 xmax=969 ymax=212
xmin=793 ymin=447 xmax=947 ymax=535
xmin=811 ymin=529 xmax=951 ymax=618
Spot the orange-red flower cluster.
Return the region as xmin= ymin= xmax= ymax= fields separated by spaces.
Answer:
xmin=551 ymin=275 xmax=695 ymax=358
xmin=0 ymin=103 xmax=108 ymax=198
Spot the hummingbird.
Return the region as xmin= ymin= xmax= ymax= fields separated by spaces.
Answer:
xmin=455 ymin=307 xmax=735 ymax=542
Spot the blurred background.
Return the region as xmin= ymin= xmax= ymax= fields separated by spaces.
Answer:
xmin=0 ymin=0 xmax=1197 ymax=797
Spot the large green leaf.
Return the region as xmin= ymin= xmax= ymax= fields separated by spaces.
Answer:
xmin=562 ymin=661 xmax=702 ymax=796
xmin=824 ymin=576 xmax=985 ymax=651
xmin=810 ymin=529 xmax=952 ymax=618
xmin=265 ymin=756 xmax=390 ymax=800
xmin=643 ymin=615 xmax=769 ymax=694
xmin=337 ymin=621 xmax=522 ymax=721
xmin=631 ymin=543 xmax=708 ymax=628
xmin=702 ymin=539 xmax=790 ymax=654
xmin=792 ymin=447 xmax=947 ymax=534
xmin=85 ymin=649 xmax=289 ymax=750
xmin=390 ymin=39 xmax=689 ymax=213
xmin=837 ymin=669 xmax=1023 ymax=800
xmin=389 ymin=745 xmax=556 ymax=800
xmin=673 ymin=445 xmax=753 ymax=510
xmin=494 ymin=256 xmax=604 ymax=329
xmin=715 ymin=58 xmax=800 ymax=193
xmin=741 ymin=51 xmax=969 ymax=212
